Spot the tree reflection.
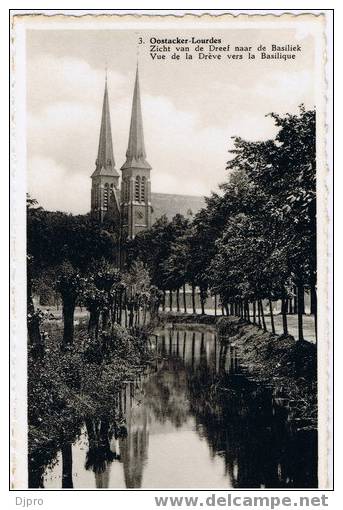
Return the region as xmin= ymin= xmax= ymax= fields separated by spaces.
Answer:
xmin=45 ymin=327 xmax=317 ymax=489
xmin=144 ymin=366 xmax=189 ymax=428
xmin=85 ymin=417 xmax=126 ymax=489
xmin=119 ymin=423 xmax=149 ymax=488
xmin=118 ymin=382 xmax=149 ymax=488
xmin=180 ymin=329 xmax=317 ymax=488
xmin=144 ymin=328 xmax=317 ymax=488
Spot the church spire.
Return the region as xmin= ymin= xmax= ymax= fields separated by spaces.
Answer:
xmin=121 ymin=66 xmax=151 ymax=170
xmin=92 ymin=78 xmax=119 ymax=177
xmin=120 ymin=64 xmax=152 ymax=241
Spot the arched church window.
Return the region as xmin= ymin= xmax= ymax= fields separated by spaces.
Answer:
xmin=103 ymin=183 xmax=109 ymax=210
xmin=135 ymin=176 xmax=141 ymax=202
xmin=123 ymin=179 xmax=129 ymax=202
xmin=141 ymin=176 xmax=146 ymax=202
xmin=97 ymin=186 xmax=101 ymax=208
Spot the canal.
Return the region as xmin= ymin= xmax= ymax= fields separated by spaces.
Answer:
xmin=41 ymin=324 xmax=317 ymax=489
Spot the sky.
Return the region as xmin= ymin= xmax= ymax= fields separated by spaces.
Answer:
xmin=26 ymin=26 xmax=316 ymax=214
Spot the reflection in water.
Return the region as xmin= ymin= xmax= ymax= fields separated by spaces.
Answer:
xmin=120 ymin=382 xmax=149 ymax=488
xmin=84 ymin=417 xmax=125 ymax=488
xmin=42 ymin=326 xmax=317 ymax=489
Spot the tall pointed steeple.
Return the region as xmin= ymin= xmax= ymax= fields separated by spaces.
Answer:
xmin=120 ymin=65 xmax=152 ymax=241
xmin=92 ymin=78 xmax=119 ymax=178
xmin=121 ymin=66 xmax=151 ymax=170
xmin=91 ymin=75 xmax=120 ymax=223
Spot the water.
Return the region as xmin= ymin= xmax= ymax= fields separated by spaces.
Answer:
xmin=40 ymin=325 xmax=317 ymax=489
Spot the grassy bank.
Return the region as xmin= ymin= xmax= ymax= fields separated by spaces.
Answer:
xmin=159 ymin=311 xmax=217 ymax=325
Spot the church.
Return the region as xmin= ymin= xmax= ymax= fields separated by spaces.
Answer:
xmin=90 ymin=66 xmax=204 ymax=239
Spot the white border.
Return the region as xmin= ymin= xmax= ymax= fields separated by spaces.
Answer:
xmin=7 ymin=6 xmax=334 ymax=505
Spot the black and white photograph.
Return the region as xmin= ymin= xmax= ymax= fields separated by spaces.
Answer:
xmin=10 ymin=11 xmax=332 ymax=490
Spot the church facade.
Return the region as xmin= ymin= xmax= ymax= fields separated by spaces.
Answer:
xmin=91 ymin=67 xmax=204 ymax=239
xmin=91 ymin=66 xmax=152 ymax=239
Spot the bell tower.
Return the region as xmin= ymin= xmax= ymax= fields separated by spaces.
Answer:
xmin=91 ymin=76 xmax=120 ymax=222
xmin=121 ymin=66 xmax=152 ymax=240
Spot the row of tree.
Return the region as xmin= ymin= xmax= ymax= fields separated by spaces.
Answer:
xmin=27 ymin=200 xmax=162 ymax=356
xmin=127 ymin=106 xmax=317 ymax=342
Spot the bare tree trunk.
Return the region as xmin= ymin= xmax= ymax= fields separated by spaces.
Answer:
xmin=311 ymin=283 xmax=317 ymax=343
xmin=191 ymin=285 xmax=196 ymax=314
xmin=289 ymin=297 xmax=293 ymax=314
xmin=257 ymin=299 xmax=261 ymax=328
xmin=214 ymin=294 xmax=217 ymax=316
xmin=200 ymin=287 xmax=206 ymax=315
xmin=112 ymin=293 xmax=117 ymax=326
xmin=310 ymin=282 xmax=317 ymax=315
xmin=88 ymin=308 xmax=100 ymax=340
xmin=269 ymin=299 xmax=275 ymax=334
xmin=183 ymin=284 xmax=187 ymax=313
xmin=101 ymin=309 xmax=110 ymax=332
xmin=252 ymin=301 xmax=256 ymax=325
xmin=293 ymin=286 xmax=298 ymax=314
xmin=298 ymin=282 xmax=305 ymax=341
xmin=245 ymin=300 xmax=250 ymax=322
xmin=169 ymin=290 xmax=173 ymax=312
xmin=162 ymin=290 xmax=166 ymax=311
xmin=62 ymin=297 xmax=76 ymax=350
xmin=281 ymin=296 xmax=288 ymax=336
xmin=27 ymin=287 xmax=44 ymax=356
xmin=62 ymin=443 xmax=73 ymax=488
xmin=118 ymin=290 xmax=123 ymax=325
xmin=298 ymin=285 xmax=305 ymax=315
xmin=259 ymin=300 xmax=267 ymax=331
xmin=176 ymin=288 xmax=180 ymax=312
xmin=129 ymin=304 xmax=134 ymax=327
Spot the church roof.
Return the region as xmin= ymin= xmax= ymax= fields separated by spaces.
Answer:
xmin=92 ymin=79 xmax=119 ymax=178
xmin=121 ymin=66 xmax=151 ymax=171
xmin=151 ymin=193 xmax=205 ymax=223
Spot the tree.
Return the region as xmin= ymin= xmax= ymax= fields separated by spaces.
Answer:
xmin=55 ymin=262 xmax=84 ymax=350
xmin=127 ymin=214 xmax=190 ymax=313
xmin=26 ymin=197 xmax=45 ymax=356
xmin=27 ymin=202 xmax=119 ymax=349
xmin=225 ymin=106 xmax=316 ymax=340
xmin=162 ymin=217 xmax=191 ymax=312
xmin=165 ymin=231 xmax=191 ymax=313
xmin=122 ymin=261 xmax=151 ymax=327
